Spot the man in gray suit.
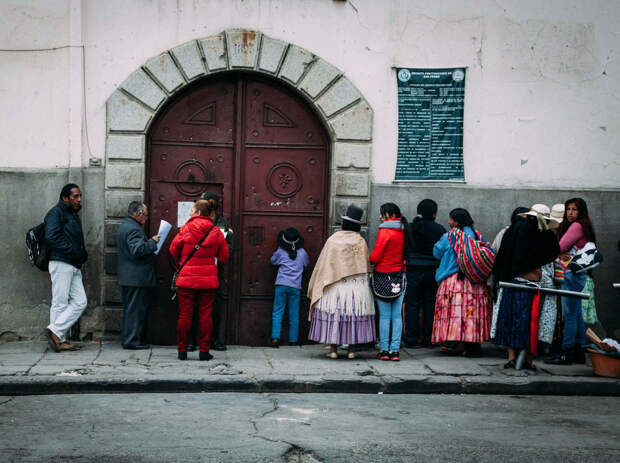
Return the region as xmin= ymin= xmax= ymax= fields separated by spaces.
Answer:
xmin=116 ymin=201 xmax=160 ymax=350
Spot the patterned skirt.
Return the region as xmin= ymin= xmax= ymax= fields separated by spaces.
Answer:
xmin=431 ymin=273 xmax=491 ymax=344
xmin=491 ymin=286 xmax=535 ymax=349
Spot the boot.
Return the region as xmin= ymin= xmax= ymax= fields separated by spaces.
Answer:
xmin=544 ymin=347 xmax=574 ymax=365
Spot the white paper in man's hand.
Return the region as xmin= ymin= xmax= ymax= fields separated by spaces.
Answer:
xmin=154 ymin=220 xmax=172 ymax=255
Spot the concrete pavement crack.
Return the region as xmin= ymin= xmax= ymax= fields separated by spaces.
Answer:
xmin=0 ymin=396 xmax=15 ymax=406
xmin=90 ymin=342 xmax=103 ymax=365
xmin=24 ymin=350 xmax=46 ymax=376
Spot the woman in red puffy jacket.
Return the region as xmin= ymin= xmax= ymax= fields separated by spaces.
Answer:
xmin=169 ymin=199 xmax=229 ymax=361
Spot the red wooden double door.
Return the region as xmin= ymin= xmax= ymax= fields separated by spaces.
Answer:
xmin=146 ymin=74 xmax=329 ymax=346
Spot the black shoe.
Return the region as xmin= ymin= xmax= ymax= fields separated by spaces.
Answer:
xmin=123 ymin=344 xmax=150 ymax=350
xmin=503 ymin=360 xmax=516 ymax=369
xmin=211 ymin=340 xmax=227 ymax=351
xmin=270 ymin=338 xmax=280 ymax=348
xmin=187 ymin=343 xmax=197 ymax=352
xmin=178 ymin=351 xmax=187 ymax=360
xmin=544 ymin=348 xmax=574 ymax=365
xmin=574 ymin=347 xmax=586 ymax=364
xmin=199 ymin=351 xmax=213 ymax=361
xmin=288 ymin=341 xmax=299 ymax=347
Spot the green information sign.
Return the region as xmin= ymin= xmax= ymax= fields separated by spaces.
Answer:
xmin=395 ymin=68 xmax=465 ymax=181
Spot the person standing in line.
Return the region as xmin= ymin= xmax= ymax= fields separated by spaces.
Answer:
xmin=187 ymin=191 xmax=233 ymax=352
xmin=546 ymin=198 xmax=597 ymax=365
xmin=491 ymin=204 xmax=561 ymax=370
xmin=403 ymin=199 xmax=446 ymax=348
xmin=270 ymin=228 xmax=310 ymax=347
xmin=370 ymin=203 xmax=410 ymax=361
xmin=307 ymin=205 xmax=376 ymax=359
xmin=431 ymin=208 xmax=491 ymax=356
xmin=170 ymin=199 xmax=229 ymax=361
xmin=116 ymin=201 xmax=160 ymax=350
xmin=44 ymin=183 xmax=88 ymax=352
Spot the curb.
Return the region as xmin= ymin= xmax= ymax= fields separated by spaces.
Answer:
xmin=1 ymin=375 xmax=619 ymax=396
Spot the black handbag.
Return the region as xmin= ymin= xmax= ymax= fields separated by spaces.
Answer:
xmin=170 ymin=224 xmax=215 ymax=301
xmin=371 ymin=268 xmax=406 ymax=301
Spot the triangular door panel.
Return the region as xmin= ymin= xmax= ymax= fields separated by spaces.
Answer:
xmin=263 ymin=103 xmax=296 ymax=128
xmin=183 ymin=102 xmax=216 ymax=125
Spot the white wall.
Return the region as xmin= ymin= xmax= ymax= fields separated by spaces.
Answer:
xmin=1 ymin=0 xmax=619 ymax=188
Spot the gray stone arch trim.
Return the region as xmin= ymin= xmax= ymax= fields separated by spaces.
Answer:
xmin=103 ymin=29 xmax=373 ymax=319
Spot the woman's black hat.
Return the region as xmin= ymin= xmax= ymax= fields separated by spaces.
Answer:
xmin=341 ymin=204 xmax=364 ymax=224
xmin=277 ymin=227 xmax=304 ymax=251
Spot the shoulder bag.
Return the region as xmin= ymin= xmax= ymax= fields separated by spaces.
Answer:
xmin=371 ymin=265 xmax=406 ymax=301
xmin=170 ymin=224 xmax=215 ymax=301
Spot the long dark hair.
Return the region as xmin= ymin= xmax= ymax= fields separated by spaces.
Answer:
xmin=449 ymin=208 xmax=474 ymax=229
xmin=411 ymin=199 xmax=438 ymax=242
xmin=380 ymin=202 xmax=412 ymax=259
xmin=557 ymin=198 xmax=596 ymax=243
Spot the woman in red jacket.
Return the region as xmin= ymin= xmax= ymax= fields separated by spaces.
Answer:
xmin=370 ymin=203 xmax=410 ymax=361
xmin=169 ymin=199 xmax=229 ymax=361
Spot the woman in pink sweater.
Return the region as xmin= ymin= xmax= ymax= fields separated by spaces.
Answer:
xmin=546 ymin=198 xmax=597 ymax=365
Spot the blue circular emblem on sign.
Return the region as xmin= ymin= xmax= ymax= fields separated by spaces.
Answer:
xmin=397 ymin=69 xmax=411 ymax=82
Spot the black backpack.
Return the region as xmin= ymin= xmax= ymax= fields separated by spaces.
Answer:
xmin=26 ymin=223 xmax=49 ymax=271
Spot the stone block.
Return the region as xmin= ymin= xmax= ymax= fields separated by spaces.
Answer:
xmin=145 ymin=53 xmax=185 ymax=93
xmin=105 ymin=221 xmax=121 ymax=247
xmin=106 ymin=134 xmax=145 ymax=161
xmin=298 ymin=59 xmax=341 ymax=99
xmin=333 ymin=142 xmax=371 ymax=169
xmin=105 ymin=164 xmax=145 ymax=189
xmin=226 ymin=29 xmax=259 ymax=68
xmin=278 ymin=45 xmax=314 ymax=85
xmin=104 ymin=306 xmax=123 ymax=333
xmin=257 ymin=36 xmax=287 ymax=73
xmin=170 ymin=40 xmax=206 ymax=80
xmin=199 ymin=34 xmax=227 ymax=72
xmin=316 ymin=77 xmax=361 ymax=117
xmin=328 ymin=100 xmax=372 ymax=141
xmin=105 ymin=250 xmax=117 ymax=275
xmin=105 ymin=279 xmax=122 ymax=304
xmin=107 ymin=90 xmax=153 ymax=132
xmin=105 ymin=190 xmax=144 ymax=218
xmin=332 ymin=198 xmax=369 ymax=224
xmin=335 ymin=172 xmax=369 ymax=197
xmin=120 ymin=69 xmax=166 ymax=111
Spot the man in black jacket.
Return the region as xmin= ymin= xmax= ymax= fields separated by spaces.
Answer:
xmin=116 ymin=201 xmax=160 ymax=349
xmin=44 ymin=183 xmax=88 ymax=352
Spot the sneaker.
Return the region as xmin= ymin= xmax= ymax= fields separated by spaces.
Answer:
xmin=178 ymin=351 xmax=187 ymax=361
xmin=376 ymin=351 xmax=390 ymax=360
xmin=327 ymin=351 xmax=338 ymax=359
xmin=270 ymin=338 xmax=280 ymax=348
xmin=347 ymin=350 xmax=356 ymax=359
xmin=390 ymin=351 xmax=400 ymax=361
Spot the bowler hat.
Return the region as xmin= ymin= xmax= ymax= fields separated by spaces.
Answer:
xmin=341 ymin=204 xmax=364 ymax=224
xmin=277 ymin=228 xmax=304 ymax=251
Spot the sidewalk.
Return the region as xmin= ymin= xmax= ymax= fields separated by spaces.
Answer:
xmin=1 ymin=341 xmax=619 ymax=396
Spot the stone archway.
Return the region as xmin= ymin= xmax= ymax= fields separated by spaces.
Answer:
xmin=103 ymin=29 xmax=373 ymax=333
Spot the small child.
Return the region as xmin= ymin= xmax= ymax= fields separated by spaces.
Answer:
xmin=270 ymin=228 xmax=309 ymax=347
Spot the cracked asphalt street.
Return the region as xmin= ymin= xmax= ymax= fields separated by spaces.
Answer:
xmin=1 ymin=393 xmax=619 ymax=462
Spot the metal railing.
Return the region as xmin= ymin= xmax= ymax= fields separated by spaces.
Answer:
xmin=497 ymin=281 xmax=590 ymax=370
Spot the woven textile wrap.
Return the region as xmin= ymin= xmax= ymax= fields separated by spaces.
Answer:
xmin=447 ymin=228 xmax=495 ymax=283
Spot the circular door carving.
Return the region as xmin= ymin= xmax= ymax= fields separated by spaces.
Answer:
xmin=266 ymin=162 xmax=302 ymax=198
xmin=174 ymin=160 xmax=207 ymax=196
